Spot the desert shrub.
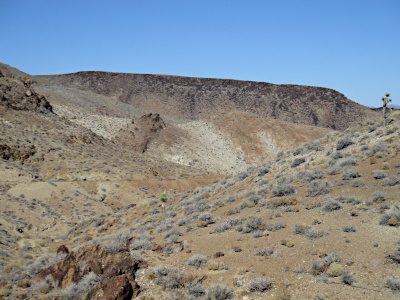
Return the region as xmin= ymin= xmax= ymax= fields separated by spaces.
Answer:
xmin=277 ymin=176 xmax=294 ymax=185
xmin=382 ymin=175 xmax=400 ymax=186
xmin=294 ymin=225 xmax=324 ymax=240
xmin=297 ymin=170 xmax=324 ymax=182
xmin=212 ymin=218 xmax=243 ymax=233
xmin=185 ymin=278 xmax=205 ymax=298
xmin=227 ymin=208 xmax=239 ymax=215
xmin=369 ymin=142 xmax=388 ymax=156
xmin=60 ymin=272 xmax=100 ymax=299
xmin=237 ymin=170 xmax=250 ymax=181
xmin=272 ymin=185 xmax=296 ymax=197
xmin=164 ymin=229 xmax=181 ymax=243
xmin=291 ymin=157 xmax=306 ymax=168
xmin=341 ymin=168 xmax=360 ymax=180
xmin=322 ymin=199 xmax=342 ymax=212
xmin=130 ymin=232 xmax=153 ymax=250
xmin=253 ymin=230 xmax=264 ymax=238
xmin=332 ymin=151 xmax=343 ymax=160
xmin=157 ymin=220 xmax=174 ymax=233
xmin=293 ymin=147 xmax=304 ymax=156
xmin=311 ymin=260 xmax=328 ymax=275
xmin=257 ymin=166 xmax=270 ymax=176
xmin=326 ymin=263 xmax=343 ymax=277
xmin=339 ymin=157 xmax=357 ymax=167
xmin=205 ymin=284 xmax=234 ymax=300
xmin=266 ymin=222 xmax=286 ymax=232
xmin=323 ymin=252 xmax=340 ymax=264
xmin=248 ymin=277 xmax=273 ymax=293
xmin=198 ymin=212 xmax=216 ymax=225
xmin=342 ymin=271 xmax=355 ymax=285
xmin=306 ymin=140 xmax=323 ymax=151
xmin=351 ymin=178 xmax=366 ymax=187
xmin=268 ymin=197 xmax=297 ymax=208
xmin=27 ymin=253 xmax=67 ymax=276
xmin=307 ymin=180 xmax=331 ymax=197
xmin=379 ymin=206 xmax=400 ymax=227
xmin=0 ymin=249 xmax=10 ymax=258
xmin=184 ymin=201 xmax=211 ymax=215
xmin=387 ymin=246 xmax=400 ymax=264
xmin=225 ymin=196 xmax=236 ymax=203
xmin=178 ymin=218 xmax=191 ymax=227
xmin=373 ymin=191 xmax=386 ymax=203
xmin=336 ymin=136 xmax=354 ymax=150
xmin=255 ymin=247 xmax=281 ymax=258
xmin=248 ymin=195 xmax=260 ymax=206
xmin=385 ymin=277 xmax=400 ymax=292
xmin=151 ymin=265 xmax=186 ymax=289
xmin=187 ymin=254 xmax=208 ymax=268
xmin=372 ymin=170 xmax=386 ymax=179
xmin=256 ymin=186 xmax=269 ymax=196
xmin=241 ymin=216 xmax=266 ymax=233
xmin=343 ymin=226 xmax=356 ymax=232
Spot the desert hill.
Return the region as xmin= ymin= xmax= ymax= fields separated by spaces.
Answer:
xmin=34 ymin=70 xmax=375 ymax=131
xmin=1 ymin=63 xmax=377 ymax=174
xmin=1 ymin=63 xmax=399 ymax=299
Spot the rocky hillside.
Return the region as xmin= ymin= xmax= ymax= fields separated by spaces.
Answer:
xmin=34 ymin=71 xmax=377 ymax=131
xmin=1 ymin=71 xmax=399 ymax=298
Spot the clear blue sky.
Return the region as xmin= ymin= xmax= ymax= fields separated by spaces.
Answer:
xmin=1 ymin=1 xmax=399 ymax=107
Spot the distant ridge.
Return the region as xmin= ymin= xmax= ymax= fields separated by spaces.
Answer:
xmin=34 ymin=70 xmax=378 ymax=130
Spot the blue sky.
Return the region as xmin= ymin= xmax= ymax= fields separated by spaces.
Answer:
xmin=1 ymin=1 xmax=399 ymax=107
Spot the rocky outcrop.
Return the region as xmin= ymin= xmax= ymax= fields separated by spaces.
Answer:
xmin=0 ymin=143 xmax=36 ymax=162
xmin=0 ymin=77 xmax=53 ymax=114
xmin=113 ymin=113 xmax=166 ymax=153
xmin=36 ymin=244 xmax=141 ymax=299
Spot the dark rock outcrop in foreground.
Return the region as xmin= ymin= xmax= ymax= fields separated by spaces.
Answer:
xmin=34 ymin=244 xmax=141 ymax=299
xmin=0 ymin=76 xmax=53 ymax=114
xmin=36 ymin=71 xmax=377 ymax=130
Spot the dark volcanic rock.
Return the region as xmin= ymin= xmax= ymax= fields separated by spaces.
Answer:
xmin=101 ymin=275 xmax=134 ymax=300
xmin=0 ymin=143 xmax=36 ymax=162
xmin=0 ymin=77 xmax=53 ymax=114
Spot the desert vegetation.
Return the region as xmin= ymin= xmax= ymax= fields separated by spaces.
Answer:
xmin=1 ymin=63 xmax=400 ymax=299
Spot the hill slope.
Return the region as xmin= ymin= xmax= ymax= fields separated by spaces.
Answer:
xmin=35 ymin=71 xmax=376 ymax=130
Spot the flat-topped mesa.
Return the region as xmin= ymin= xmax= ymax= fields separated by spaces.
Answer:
xmin=36 ymin=71 xmax=378 ymax=130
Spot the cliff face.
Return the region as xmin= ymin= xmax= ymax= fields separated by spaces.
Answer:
xmin=36 ymin=71 xmax=377 ymax=130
